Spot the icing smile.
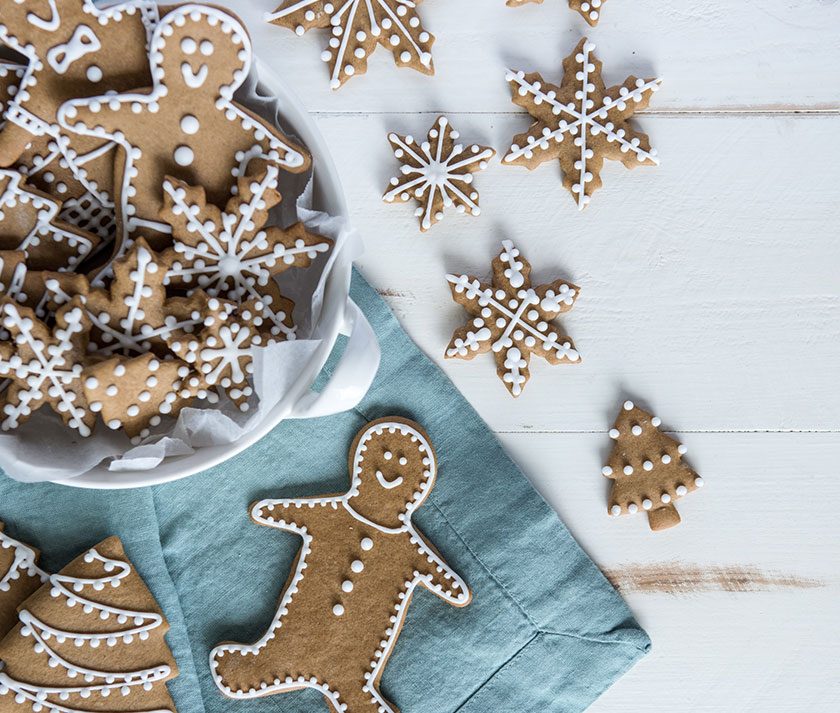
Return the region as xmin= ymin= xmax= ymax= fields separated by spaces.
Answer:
xmin=376 ymin=470 xmax=404 ymax=489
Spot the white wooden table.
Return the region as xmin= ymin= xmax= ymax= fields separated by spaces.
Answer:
xmin=237 ymin=1 xmax=839 ymax=709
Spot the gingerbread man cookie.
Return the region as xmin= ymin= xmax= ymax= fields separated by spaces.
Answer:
xmin=0 ymin=523 xmax=47 ymax=639
xmin=59 ymin=4 xmax=311 ymax=253
xmin=211 ymin=417 xmax=471 ymax=712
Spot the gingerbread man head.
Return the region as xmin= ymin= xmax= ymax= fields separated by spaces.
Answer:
xmin=344 ymin=418 xmax=437 ymax=531
xmin=153 ymin=5 xmax=249 ymax=99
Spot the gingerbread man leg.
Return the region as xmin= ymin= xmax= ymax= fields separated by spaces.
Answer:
xmin=333 ymin=678 xmax=398 ymax=713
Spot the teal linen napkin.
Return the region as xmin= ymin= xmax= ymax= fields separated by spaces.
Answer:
xmin=0 ymin=269 xmax=649 ymax=712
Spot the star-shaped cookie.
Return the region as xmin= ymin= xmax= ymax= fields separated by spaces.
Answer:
xmin=504 ymin=39 xmax=661 ymax=210
xmin=446 ymin=240 xmax=580 ymax=396
xmin=383 ymin=116 xmax=495 ymax=232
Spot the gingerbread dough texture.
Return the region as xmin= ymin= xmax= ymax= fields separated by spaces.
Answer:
xmin=211 ymin=417 xmax=471 ymax=712
xmin=604 ymin=400 xmax=704 ymax=531
xmin=0 ymin=523 xmax=47 ymax=638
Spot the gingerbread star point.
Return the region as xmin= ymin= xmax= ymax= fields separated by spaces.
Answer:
xmin=383 ymin=116 xmax=495 ymax=232
xmin=446 ymin=240 xmax=581 ymax=397
xmin=504 ymin=39 xmax=661 ymax=210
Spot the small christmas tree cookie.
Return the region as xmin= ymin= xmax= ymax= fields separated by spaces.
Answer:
xmin=0 ymin=536 xmax=179 ymax=713
xmin=604 ymin=400 xmax=704 ymax=531
xmin=0 ymin=523 xmax=47 ymax=639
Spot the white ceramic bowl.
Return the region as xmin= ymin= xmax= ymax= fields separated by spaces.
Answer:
xmin=56 ymin=60 xmax=381 ymax=490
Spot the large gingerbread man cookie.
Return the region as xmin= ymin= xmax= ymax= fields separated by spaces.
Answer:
xmin=59 ymin=4 xmax=311 ymax=254
xmin=211 ymin=417 xmax=471 ymax=712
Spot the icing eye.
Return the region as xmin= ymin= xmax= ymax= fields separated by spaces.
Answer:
xmin=200 ymin=40 xmax=214 ymax=56
xmin=181 ymin=38 xmax=198 ymax=55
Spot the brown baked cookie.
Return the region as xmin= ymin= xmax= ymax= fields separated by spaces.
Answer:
xmin=446 ymin=240 xmax=581 ymax=396
xmin=160 ymin=167 xmax=332 ymax=339
xmin=0 ymin=297 xmax=95 ymax=436
xmin=0 ymin=536 xmax=179 ymax=712
xmin=506 ymin=0 xmax=607 ymax=26
xmin=604 ymin=400 xmax=705 ymax=531
xmin=211 ymin=417 xmax=471 ymax=711
xmin=0 ymin=168 xmax=100 ymax=271
xmin=59 ymin=4 xmax=311 ymax=254
xmin=267 ymin=0 xmax=435 ymax=90
xmin=504 ymin=39 xmax=661 ymax=210
xmin=383 ymin=116 xmax=495 ymax=232
xmin=0 ymin=522 xmax=47 ymax=639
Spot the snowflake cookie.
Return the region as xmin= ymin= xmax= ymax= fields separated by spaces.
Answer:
xmin=0 ymin=297 xmax=94 ymax=436
xmin=0 ymin=536 xmax=180 ymax=713
xmin=504 ymin=39 xmax=661 ymax=210
xmin=210 ymin=417 xmax=470 ymax=711
xmin=266 ymin=0 xmax=436 ymax=90
xmin=383 ymin=116 xmax=496 ymax=232
xmin=45 ymin=238 xmax=211 ymax=357
xmin=0 ymin=168 xmax=100 ymax=271
xmin=604 ymin=400 xmax=704 ymax=531
xmin=83 ymin=352 xmax=216 ymax=442
xmin=160 ymin=167 xmax=332 ymax=339
xmin=166 ymin=300 xmax=272 ymax=411
xmin=59 ymin=4 xmax=310 ymax=252
xmin=446 ymin=240 xmax=580 ymax=397
xmin=507 ymin=0 xmax=607 ymax=26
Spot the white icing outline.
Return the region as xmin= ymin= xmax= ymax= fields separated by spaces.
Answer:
xmin=504 ymin=41 xmax=661 ymax=210
xmin=0 ymin=529 xmax=47 ymax=595
xmin=209 ymin=420 xmax=470 ymax=710
xmin=58 ymin=3 xmax=308 ymax=255
xmin=0 ymin=547 xmax=173 ymax=713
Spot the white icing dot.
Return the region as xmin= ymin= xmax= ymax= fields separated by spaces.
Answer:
xmin=341 ymin=580 xmax=353 ymax=593
xmin=631 ymin=425 xmax=643 ymax=436
xmin=332 ymin=604 xmax=345 ymax=616
xmin=609 ymin=504 xmax=621 ymax=516
xmin=608 ymin=428 xmax=620 ymax=439
xmin=694 ymin=477 xmax=705 ymax=488
xmin=86 ymin=66 xmax=103 ymax=82
xmin=180 ymin=115 xmax=200 ymax=134
xmin=661 ymin=493 xmax=672 ymax=504
xmin=351 ymin=560 xmax=364 ymax=573
xmin=174 ymin=146 xmax=194 ymax=166
xmin=623 ymin=400 xmax=634 ymax=410
xmin=360 ymin=538 xmax=374 ymax=551
xmin=676 ymin=485 xmax=688 ymax=496
xmin=601 ymin=466 xmax=613 ymax=476
xmin=623 ymin=465 xmax=633 ymax=475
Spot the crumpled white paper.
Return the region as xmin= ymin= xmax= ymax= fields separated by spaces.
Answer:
xmin=0 ymin=70 xmax=354 ymax=482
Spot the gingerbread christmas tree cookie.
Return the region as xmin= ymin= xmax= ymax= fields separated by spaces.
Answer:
xmin=383 ymin=116 xmax=495 ymax=232
xmin=211 ymin=417 xmax=470 ymax=711
xmin=604 ymin=400 xmax=704 ymax=531
xmin=504 ymin=39 xmax=661 ymax=210
xmin=0 ymin=523 xmax=47 ymax=639
xmin=0 ymin=536 xmax=179 ymax=713
xmin=267 ymin=0 xmax=436 ymax=90
xmin=446 ymin=240 xmax=580 ymax=396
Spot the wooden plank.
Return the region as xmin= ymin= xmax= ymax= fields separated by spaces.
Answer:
xmin=498 ymin=431 xmax=840 ymax=711
xmin=310 ymin=112 xmax=840 ymax=432
xmin=236 ymin=0 xmax=840 ymax=112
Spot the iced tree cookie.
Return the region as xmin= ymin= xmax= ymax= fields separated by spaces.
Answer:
xmin=0 ymin=536 xmax=179 ymax=713
xmin=383 ymin=116 xmax=495 ymax=232
xmin=446 ymin=240 xmax=580 ymax=396
xmin=160 ymin=166 xmax=332 ymax=339
xmin=0 ymin=168 xmax=100 ymax=271
xmin=59 ymin=4 xmax=310 ymax=253
xmin=604 ymin=400 xmax=704 ymax=531
xmin=211 ymin=417 xmax=471 ymax=711
xmin=0 ymin=523 xmax=47 ymax=638
xmin=0 ymin=297 xmax=94 ymax=436
xmin=267 ymin=0 xmax=436 ymax=90
xmin=504 ymin=39 xmax=661 ymax=210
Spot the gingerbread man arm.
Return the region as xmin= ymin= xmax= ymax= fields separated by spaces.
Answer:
xmin=250 ymin=496 xmax=345 ymax=533
xmin=58 ymin=92 xmax=151 ymax=143
xmin=408 ymin=526 xmax=471 ymax=607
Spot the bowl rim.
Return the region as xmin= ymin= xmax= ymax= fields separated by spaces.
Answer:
xmin=53 ymin=59 xmax=354 ymax=489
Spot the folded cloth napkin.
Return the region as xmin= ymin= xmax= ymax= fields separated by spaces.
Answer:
xmin=0 ymin=269 xmax=649 ymax=713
